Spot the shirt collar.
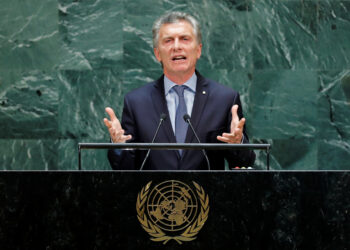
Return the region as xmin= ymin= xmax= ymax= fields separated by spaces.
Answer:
xmin=164 ymin=72 xmax=197 ymax=95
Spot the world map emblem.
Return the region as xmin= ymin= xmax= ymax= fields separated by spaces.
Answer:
xmin=136 ymin=180 xmax=209 ymax=244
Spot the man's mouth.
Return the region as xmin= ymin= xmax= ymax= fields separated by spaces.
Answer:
xmin=172 ymin=55 xmax=187 ymax=61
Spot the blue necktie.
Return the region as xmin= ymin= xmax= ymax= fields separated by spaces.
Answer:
xmin=173 ymin=85 xmax=188 ymax=154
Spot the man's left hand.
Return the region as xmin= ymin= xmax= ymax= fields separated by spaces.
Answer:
xmin=217 ymin=104 xmax=245 ymax=144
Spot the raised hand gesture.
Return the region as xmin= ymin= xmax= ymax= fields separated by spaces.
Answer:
xmin=217 ymin=105 xmax=245 ymax=144
xmin=103 ymin=107 xmax=132 ymax=143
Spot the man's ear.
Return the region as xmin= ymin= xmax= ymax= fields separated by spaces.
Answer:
xmin=154 ymin=47 xmax=161 ymax=62
xmin=197 ymin=43 xmax=202 ymax=59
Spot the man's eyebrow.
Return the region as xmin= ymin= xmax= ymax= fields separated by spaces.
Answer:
xmin=162 ymin=33 xmax=192 ymax=39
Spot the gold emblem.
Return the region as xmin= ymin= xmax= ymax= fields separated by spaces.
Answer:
xmin=136 ymin=180 xmax=209 ymax=244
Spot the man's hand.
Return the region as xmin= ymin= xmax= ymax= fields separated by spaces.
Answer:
xmin=217 ymin=105 xmax=245 ymax=144
xmin=103 ymin=107 xmax=132 ymax=143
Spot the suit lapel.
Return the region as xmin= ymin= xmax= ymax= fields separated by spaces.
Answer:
xmin=151 ymin=75 xmax=177 ymax=143
xmin=185 ymin=71 xmax=209 ymax=143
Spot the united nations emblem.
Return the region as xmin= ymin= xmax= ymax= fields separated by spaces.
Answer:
xmin=136 ymin=180 xmax=209 ymax=244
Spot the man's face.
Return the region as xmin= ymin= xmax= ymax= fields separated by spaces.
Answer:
xmin=154 ymin=21 xmax=202 ymax=79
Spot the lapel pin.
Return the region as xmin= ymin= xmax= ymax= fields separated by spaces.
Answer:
xmin=202 ymin=91 xmax=206 ymax=95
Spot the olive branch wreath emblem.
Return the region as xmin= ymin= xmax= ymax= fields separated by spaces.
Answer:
xmin=136 ymin=181 xmax=209 ymax=245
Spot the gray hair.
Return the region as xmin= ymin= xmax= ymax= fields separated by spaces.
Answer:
xmin=152 ymin=12 xmax=202 ymax=48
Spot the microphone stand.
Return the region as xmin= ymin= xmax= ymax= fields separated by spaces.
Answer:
xmin=139 ymin=114 xmax=167 ymax=170
xmin=183 ymin=114 xmax=211 ymax=170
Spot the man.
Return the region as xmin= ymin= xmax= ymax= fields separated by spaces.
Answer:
xmin=104 ymin=12 xmax=255 ymax=170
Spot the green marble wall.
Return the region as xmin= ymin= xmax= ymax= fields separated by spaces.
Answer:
xmin=0 ymin=0 xmax=349 ymax=170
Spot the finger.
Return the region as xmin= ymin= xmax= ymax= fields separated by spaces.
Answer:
xmin=217 ymin=135 xmax=231 ymax=143
xmin=237 ymin=118 xmax=245 ymax=130
xmin=218 ymin=132 xmax=235 ymax=141
xmin=231 ymin=105 xmax=239 ymax=120
xmin=234 ymin=128 xmax=243 ymax=141
xmin=115 ymin=133 xmax=132 ymax=143
xmin=230 ymin=105 xmax=240 ymax=131
xmin=218 ymin=131 xmax=242 ymax=143
xmin=234 ymin=127 xmax=243 ymax=135
xmin=121 ymin=134 xmax=132 ymax=141
xmin=103 ymin=118 xmax=112 ymax=128
xmin=221 ymin=132 xmax=235 ymax=138
xmin=105 ymin=107 xmax=118 ymax=121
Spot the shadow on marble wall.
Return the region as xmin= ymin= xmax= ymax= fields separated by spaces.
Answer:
xmin=0 ymin=0 xmax=349 ymax=170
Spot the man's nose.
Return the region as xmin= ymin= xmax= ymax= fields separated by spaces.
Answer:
xmin=173 ymin=38 xmax=181 ymax=51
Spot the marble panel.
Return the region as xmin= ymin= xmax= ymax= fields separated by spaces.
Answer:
xmin=58 ymin=139 xmax=111 ymax=170
xmin=192 ymin=0 xmax=253 ymax=71
xmin=58 ymin=0 xmax=123 ymax=70
xmin=317 ymin=70 xmax=350 ymax=170
xmin=57 ymin=139 xmax=78 ymax=170
xmin=274 ymin=138 xmax=317 ymax=170
xmin=0 ymin=0 xmax=350 ymax=170
xmin=318 ymin=1 xmax=350 ymax=70
xmin=122 ymin=5 xmax=163 ymax=91
xmin=0 ymin=0 xmax=60 ymax=71
xmin=122 ymin=68 xmax=163 ymax=97
xmin=0 ymin=70 xmax=58 ymax=139
xmin=318 ymin=139 xmax=350 ymax=170
xmin=248 ymin=69 xmax=318 ymax=139
xmin=250 ymin=138 xmax=274 ymax=170
xmin=0 ymin=139 xmax=58 ymax=170
xmin=58 ymin=67 xmax=123 ymax=141
xmin=317 ymin=70 xmax=350 ymax=140
xmin=201 ymin=69 xmax=252 ymax=115
xmin=123 ymin=0 xmax=165 ymax=77
xmin=252 ymin=138 xmax=317 ymax=170
xmin=251 ymin=0 xmax=318 ymax=70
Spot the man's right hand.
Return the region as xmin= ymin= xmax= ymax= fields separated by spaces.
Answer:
xmin=103 ymin=107 xmax=132 ymax=143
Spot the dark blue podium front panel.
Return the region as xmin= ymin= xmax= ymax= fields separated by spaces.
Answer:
xmin=0 ymin=171 xmax=348 ymax=250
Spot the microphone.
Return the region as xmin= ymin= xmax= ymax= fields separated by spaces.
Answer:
xmin=183 ymin=114 xmax=211 ymax=170
xmin=139 ymin=113 xmax=167 ymax=170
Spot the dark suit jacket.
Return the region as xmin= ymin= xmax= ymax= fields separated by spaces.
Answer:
xmin=108 ymin=71 xmax=255 ymax=170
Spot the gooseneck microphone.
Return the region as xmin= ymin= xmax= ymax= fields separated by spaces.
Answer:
xmin=139 ymin=113 xmax=167 ymax=170
xmin=183 ymin=114 xmax=211 ymax=170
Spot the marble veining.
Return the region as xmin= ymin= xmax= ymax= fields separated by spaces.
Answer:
xmin=0 ymin=0 xmax=350 ymax=170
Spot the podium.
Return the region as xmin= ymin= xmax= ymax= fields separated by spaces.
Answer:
xmin=0 ymin=170 xmax=349 ymax=249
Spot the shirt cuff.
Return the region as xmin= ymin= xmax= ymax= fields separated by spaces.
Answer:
xmin=110 ymin=138 xmax=122 ymax=155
